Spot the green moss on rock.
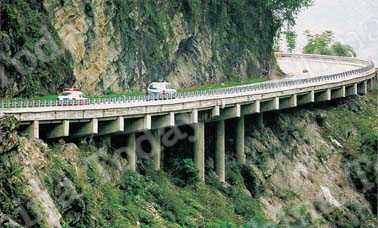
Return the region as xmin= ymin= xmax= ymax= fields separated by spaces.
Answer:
xmin=0 ymin=0 xmax=74 ymax=97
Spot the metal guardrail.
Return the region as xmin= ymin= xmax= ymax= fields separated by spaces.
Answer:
xmin=0 ymin=55 xmax=375 ymax=109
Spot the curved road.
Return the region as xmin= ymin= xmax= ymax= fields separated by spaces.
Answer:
xmin=277 ymin=54 xmax=367 ymax=77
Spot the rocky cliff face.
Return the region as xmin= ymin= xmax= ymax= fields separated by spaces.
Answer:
xmin=0 ymin=0 xmax=74 ymax=97
xmin=44 ymin=0 xmax=279 ymax=94
xmin=243 ymin=95 xmax=377 ymax=226
xmin=1 ymin=0 xmax=284 ymax=96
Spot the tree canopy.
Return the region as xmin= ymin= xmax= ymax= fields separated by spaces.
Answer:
xmin=303 ymin=30 xmax=356 ymax=57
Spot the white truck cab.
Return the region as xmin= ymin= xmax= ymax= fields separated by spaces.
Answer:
xmin=58 ymin=88 xmax=88 ymax=104
xmin=147 ymin=82 xmax=177 ymax=98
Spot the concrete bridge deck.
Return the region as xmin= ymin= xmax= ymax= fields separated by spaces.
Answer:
xmin=1 ymin=54 xmax=376 ymax=182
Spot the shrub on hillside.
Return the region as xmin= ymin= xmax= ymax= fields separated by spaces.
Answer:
xmin=170 ymin=159 xmax=200 ymax=187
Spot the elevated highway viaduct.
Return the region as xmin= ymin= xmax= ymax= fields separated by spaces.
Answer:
xmin=1 ymin=54 xmax=377 ymax=182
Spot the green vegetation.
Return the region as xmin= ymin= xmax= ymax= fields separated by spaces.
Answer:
xmin=321 ymin=86 xmax=378 ymax=215
xmin=39 ymin=144 xmax=271 ymax=227
xmin=284 ymin=30 xmax=297 ymax=53
xmin=111 ymin=0 xmax=312 ymax=87
xmin=303 ymin=30 xmax=357 ymax=57
xmin=0 ymin=0 xmax=74 ymax=98
xmin=0 ymin=117 xmax=32 ymax=225
xmin=1 ymin=0 xmax=311 ymax=97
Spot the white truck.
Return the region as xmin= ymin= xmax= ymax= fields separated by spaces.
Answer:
xmin=147 ymin=82 xmax=177 ymax=98
xmin=58 ymin=88 xmax=88 ymax=105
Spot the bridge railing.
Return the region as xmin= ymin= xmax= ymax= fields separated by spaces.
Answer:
xmin=0 ymin=55 xmax=375 ymax=109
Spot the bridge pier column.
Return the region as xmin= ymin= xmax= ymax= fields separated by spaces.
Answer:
xmin=151 ymin=129 xmax=161 ymax=171
xmin=289 ymin=94 xmax=297 ymax=108
xmin=316 ymin=89 xmax=331 ymax=102
xmin=194 ymin=122 xmax=205 ymax=182
xmin=257 ymin=114 xmax=264 ymax=129
xmin=236 ymin=117 xmax=245 ymax=164
xmin=367 ymin=78 xmax=375 ymax=91
xmin=216 ymin=120 xmax=225 ymax=182
xmin=46 ymin=120 xmax=69 ymax=139
xmin=346 ymin=84 xmax=358 ymax=96
xmin=358 ymin=81 xmax=368 ymax=95
xmin=332 ymin=86 xmax=346 ymax=99
xmin=127 ymin=133 xmax=137 ymax=172
xmin=24 ymin=120 xmax=39 ymax=138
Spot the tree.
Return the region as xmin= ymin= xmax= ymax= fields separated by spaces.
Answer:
xmin=303 ymin=30 xmax=356 ymax=57
xmin=303 ymin=30 xmax=333 ymax=55
xmin=331 ymin=42 xmax=356 ymax=57
xmin=285 ymin=31 xmax=297 ymax=53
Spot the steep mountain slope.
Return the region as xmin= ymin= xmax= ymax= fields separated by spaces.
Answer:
xmin=0 ymin=0 xmax=74 ymax=97
xmin=1 ymin=90 xmax=376 ymax=227
xmin=1 ymin=0 xmax=309 ymax=96
xmin=42 ymin=0 xmax=282 ymax=93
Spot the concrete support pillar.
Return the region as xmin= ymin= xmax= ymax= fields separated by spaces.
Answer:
xmin=215 ymin=120 xmax=225 ymax=182
xmin=316 ymin=89 xmax=331 ymax=102
xmin=354 ymin=83 xmax=358 ymax=94
xmin=125 ymin=115 xmax=151 ymax=133
xmin=253 ymin=100 xmax=260 ymax=113
xmin=289 ymin=94 xmax=297 ymax=108
xmin=358 ymin=81 xmax=368 ymax=95
xmin=261 ymin=98 xmax=279 ymax=112
xmin=297 ymin=91 xmax=314 ymax=105
xmin=236 ymin=117 xmax=245 ymax=164
xmin=151 ymin=129 xmax=161 ymax=171
xmin=346 ymin=84 xmax=358 ymax=96
xmin=192 ymin=109 xmax=198 ymax=124
xmin=212 ymin=106 xmax=220 ymax=118
xmin=367 ymin=79 xmax=373 ymax=91
xmin=274 ymin=97 xmax=280 ymax=110
xmin=99 ymin=117 xmax=124 ymax=135
xmin=332 ymin=86 xmax=346 ymax=99
xmin=25 ymin=120 xmax=39 ymax=138
xmin=221 ymin=104 xmax=241 ymax=119
xmin=127 ymin=133 xmax=137 ymax=172
xmin=257 ymin=113 xmax=264 ymax=129
xmin=341 ymin=86 xmax=346 ymax=97
xmin=241 ymin=101 xmax=260 ymax=116
xmin=194 ymin=122 xmax=205 ymax=182
xmin=71 ymin=119 xmax=98 ymax=138
xmin=46 ymin=120 xmax=69 ymax=139
xmin=325 ymin=89 xmax=331 ymax=101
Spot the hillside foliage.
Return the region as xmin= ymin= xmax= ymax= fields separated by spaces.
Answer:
xmin=303 ymin=30 xmax=357 ymax=57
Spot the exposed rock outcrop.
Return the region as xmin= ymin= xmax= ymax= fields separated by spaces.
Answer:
xmin=43 ymin=0 xmax=278 ymax=94
xmin=243 ymin=95 xmax=377 ymax=226
xmin=0 ymin=117 xmax=62 ymax=227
